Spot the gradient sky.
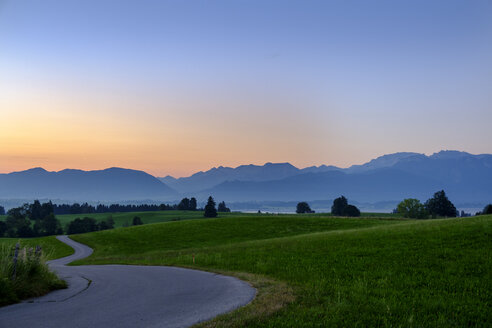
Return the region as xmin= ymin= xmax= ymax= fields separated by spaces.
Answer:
xmin=1 ymin=0 xmax=491 ymax=177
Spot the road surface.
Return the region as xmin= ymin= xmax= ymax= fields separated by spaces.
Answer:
xmin=0 ymin=235 xmax=256 ymax=328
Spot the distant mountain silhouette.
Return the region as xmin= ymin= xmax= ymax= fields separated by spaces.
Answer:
xmin=181 ymin=151 xmax=491 ymax=205
xmin=1 ymin=150 xmax=491 ymax=209
xmin=0 ymin=167 xmax=177 ymax=202
xmin=159 ymin=162 xmax=300 ymax=193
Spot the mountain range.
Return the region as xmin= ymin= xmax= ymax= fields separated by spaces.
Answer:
xmin=1 ymin=150 xmax=491 ymax=211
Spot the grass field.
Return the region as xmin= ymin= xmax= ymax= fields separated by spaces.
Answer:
xmin=0 ymin=210 xmax=402 ymax=231
xmin=70 ymin=214 xmax=492 ymax=327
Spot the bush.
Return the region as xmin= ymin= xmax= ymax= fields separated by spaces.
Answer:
xmin=0 ymin=244 xmax=66 ymax=306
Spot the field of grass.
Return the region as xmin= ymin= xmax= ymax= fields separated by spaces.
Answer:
xmin=70 ymin=214 xmax=491 ymax=327
xmin=0 ymin=210 xmax=402 ymax=230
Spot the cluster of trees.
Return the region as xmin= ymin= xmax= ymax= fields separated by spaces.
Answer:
xmin=66 ymin=216 xmax=115 ymax=234
xmin=0 ymin=201 xmax=62 ymax=237
xmin=296 ymin=202 xmax=315 ymax=214
xmin=396 ymin=190 xmax=458 ymax=219
xmin=203 ymin=197 xmax=231 ymax=218
xmin=177 ymin=197 xmax=198 ymax=211
xmin=331 ymin=196 xmax=361 ymax=217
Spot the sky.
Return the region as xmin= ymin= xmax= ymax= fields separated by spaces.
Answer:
xmin=1 ymin=0 xmax=491 ymax=177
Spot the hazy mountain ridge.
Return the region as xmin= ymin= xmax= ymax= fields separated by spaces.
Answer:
xmin=1 ymin=151 xmax=491 ymax=210
xmin=186 ymin=151 xmax=492 ymax=205
xmin=0 ymin=167 xmax=177 ymax=202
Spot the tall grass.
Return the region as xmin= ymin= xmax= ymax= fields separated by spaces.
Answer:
xmin=0 ymin=243 xmax=66 ymax=306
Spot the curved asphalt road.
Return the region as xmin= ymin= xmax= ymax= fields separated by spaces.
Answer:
xmin=0 ymin=236 xmax=256 ymax=328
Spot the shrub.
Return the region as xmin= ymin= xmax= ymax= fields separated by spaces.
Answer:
xmin=0 ymin=244 xmax=66 ymax=306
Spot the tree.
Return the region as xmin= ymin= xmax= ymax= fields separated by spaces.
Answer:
xmin=0 ymin=205 xmax=5 ymax=216
xmin=425 ymin=190 xmax=457 ymax=217
xmin=397 ymin=198 xmax=428 ymax=219
xmin=331 ymin=196 xmax=348 ymax=216
xmin=29 ymin=200 xmax=43 ymax=221
xmin=218 ymin=201 xmax=231 ymax=213
xmin=482 ymin=204 xmax=492 ymax=215
xmin=39 ymin=213 xmax=63 ymax=235
xmin=67 ymin=217 xmax=98 ymax=234
xmin=132 ymin=216 xmax=143 ymax=225
xmin=343 ymin=205 xmax=361 ymax=217
xmin=5 ymin=206 xmax=32 ymax=237
xmin=189 ymin=197 xmax=197 ymax=211
xmin=204 ymin=196 xmax=217 ymax=218
xmin=178 ymin=198 xmax=191 ymax=210
xmin=296 ymin=202 xmax=314 ymax=214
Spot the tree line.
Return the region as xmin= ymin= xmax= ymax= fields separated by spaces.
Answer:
xmin=0 ymin=197 xmax=233 ymax=237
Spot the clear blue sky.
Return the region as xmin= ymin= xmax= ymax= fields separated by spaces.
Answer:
xmin=1 ymin=0 xmax=491 ymax=176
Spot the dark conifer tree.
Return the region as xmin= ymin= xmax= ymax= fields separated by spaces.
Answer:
xmin=204 ymin=196 xmax=217 ymax=218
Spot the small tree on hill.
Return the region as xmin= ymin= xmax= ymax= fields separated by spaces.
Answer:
xmin=296 ymin=202 xmax=314 ymax=214
xmin=217 ymin=201 xmax=231 ymax=212
xmin=0 ymin=205 xmax=5 ymax=216
xmin=331 ymin=196 xmax=348 ymax=216
xmin=425 ymin=190 xmax=456 ymax=217
xmin=204 ymin=196 xmax=217 ymax=218
xmin=132 ymin=216 xmax=143 ymax=225
xmin=397 ymin=198 xmax=428 ymax=219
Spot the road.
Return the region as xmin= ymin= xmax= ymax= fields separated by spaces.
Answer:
xmin=0 ymin=236 xmax=256 ymax=328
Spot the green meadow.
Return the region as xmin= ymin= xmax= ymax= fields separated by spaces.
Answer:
xmin=69 ymin=214 xmax=491 ymax=327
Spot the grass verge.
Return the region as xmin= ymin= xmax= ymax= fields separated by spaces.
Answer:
xmin=0 ymin=239 xmax=68 ymax=306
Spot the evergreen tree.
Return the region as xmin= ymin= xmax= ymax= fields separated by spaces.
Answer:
xmin=204 ymin=196 xmax=217 ymax=218
xmin=0 ymin=205 xmax=5 ymax=215
xmin=189 ymin=197 xmax=197 ymax=211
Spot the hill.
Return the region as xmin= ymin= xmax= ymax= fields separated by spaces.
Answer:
xmin=71 ymin=214 xmax=492 ymax=327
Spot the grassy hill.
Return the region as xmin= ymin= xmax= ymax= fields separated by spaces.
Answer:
xmin=70 ymin=214 xmax=491 ymax=327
